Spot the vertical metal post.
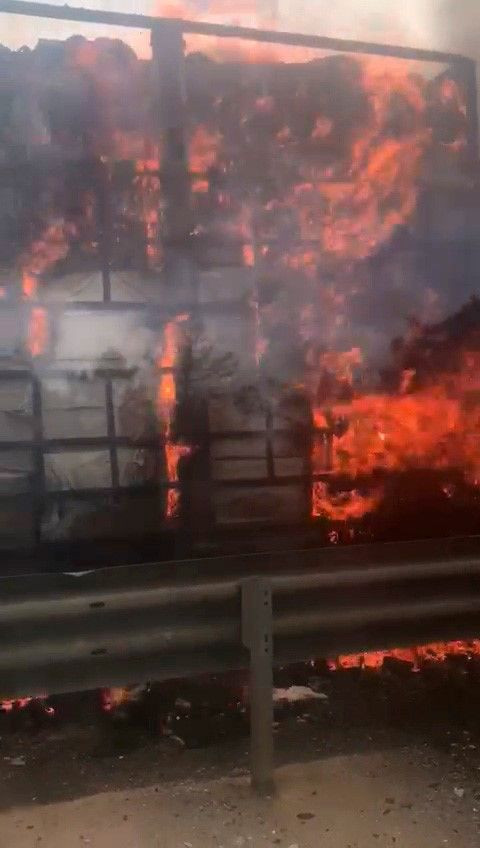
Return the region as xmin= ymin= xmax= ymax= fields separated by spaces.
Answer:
xmin=151 ymin=20 xmax=192 ymax=249
xmin=151 ymin=21 xmax=212 ymax=545
xmin=96 ymin=159 xmax=112 ymax=303
xmin=31 ymin=374 xmax=45 ymax=546
xmin=242 ymin=577 xmax=274 ymax=794
xmin=461 ymin=57 xmax=479 ymax=163
xmin=456 ymin=58 xmax=479 ymax=301
xmin=105 ymin=378 xmax=119 ymax=496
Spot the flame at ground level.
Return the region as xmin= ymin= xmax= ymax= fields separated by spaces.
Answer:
xmin=331 ymin=641 xmax=480 ymax=671
xmin=4 ymin=641 xmax=480 ymax=716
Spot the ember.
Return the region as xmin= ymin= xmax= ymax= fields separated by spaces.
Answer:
xmin=331 ymin=640 xmax=480 ymax=671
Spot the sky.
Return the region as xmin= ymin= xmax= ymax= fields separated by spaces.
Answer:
xmin=0 ymin=0 xmax=478 ymax=63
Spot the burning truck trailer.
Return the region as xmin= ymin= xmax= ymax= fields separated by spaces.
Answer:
xmin=2 ymin=0 xmax=480 ymax=790
xmin=0 ymin=20 xmax=479 ymax=562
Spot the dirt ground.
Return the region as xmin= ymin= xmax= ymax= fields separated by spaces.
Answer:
xmin=1 ymin=747 xmax=479 ymax=848
xmin=2 ymin=665 xmax=480 ymax=846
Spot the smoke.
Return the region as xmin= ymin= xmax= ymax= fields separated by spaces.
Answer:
xmin=279 ymin=1 xmax=478 ymax=61
xmin=2 ymin=2 xmax=479 ymax=68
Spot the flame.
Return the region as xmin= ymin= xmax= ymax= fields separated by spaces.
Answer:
xmin=439 ymin=78 xmax=467 ymax=117
xmin=100 ymin=687 xmax=130 ymax=712
xmin=21 ymin=221 xmax=70 ymax=287
xmin=312 ymin=482 xmax=382 ymax=521
xmin=184 ymin=52 xmax=450 ymax=289
xmin=311 ymin=350 xmax=480 ymax=520
xmin=20 ymin=220 xmax=71 ymax=357
xmin=156 ymin=316 xmax=191 ymax=519
xmin=27 ymin=307 xmax=49 ymax=358
xmin=1 ymin=695 xmax=54 ymax=716
xmin=323 ymin=377 xmax=478 ymax=479
xmin=243 ymin=244 xmax=255 ymax=267
xmin=300 ymin=61 xmax=430 ymax=260
xmin=189 ymin=125 xmax=222 ymax=174
xmin=330 ymin=641 xmax=480 ymax=671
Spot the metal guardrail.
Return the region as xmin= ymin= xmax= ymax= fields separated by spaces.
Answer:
xmin=2 ymin=534 xmax=480 ymax=789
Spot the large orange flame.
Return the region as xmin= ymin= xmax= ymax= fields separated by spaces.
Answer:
xmin=311 ymin=349 xmax=480 ymax=522
xmin=287 ymin=61 xmax=430 ymax=262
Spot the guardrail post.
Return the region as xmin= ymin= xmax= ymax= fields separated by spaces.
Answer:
xmin=241 ymin=577 xmax=274 ymax=794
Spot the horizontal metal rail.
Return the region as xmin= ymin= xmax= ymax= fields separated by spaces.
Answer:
xmin=2 ymin=534 xmax=480 ymax=700
xmin=0 ymin=0 xmax=472 ymax=66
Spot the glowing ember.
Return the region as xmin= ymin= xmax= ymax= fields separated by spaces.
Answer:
xmin=1 ymin=696 xmax=54 ymax=716
xmin=100 ymin=687 xmax=130 ymax=712
xmin=329 ymin=641 xmax=480 ymax=671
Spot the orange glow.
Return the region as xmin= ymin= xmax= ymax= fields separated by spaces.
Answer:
xmin=243 ymin=244 xmax=255 ymax=267
xmin=322 ymin=379 xmax=475 ymax=479
xmin=156 ymin=316 xmax=191 ymax=519
xmin=305 ymin=61 xmax=430 ymax=261
xmin=21 ymin=221 xmax=70 ymax=288
xmin=312 ymin=482 xmax=382 ymax=521
xmin=312 ymin=116 xmax=334 ymax=140
xmin=439 ymin=78 xmax=467 ymax=116
xmin=311 ymin=350 xmax=480 ymax=520
xmin=319 ymin=348 xmax=363 ymax=385
xmin=329 ymin=641 xmax=480 ymax=671
xmin=193 ymin=179 xmax=210 ymax=194
xmin=182 ymin=55 xmax=457 ymax=284
xmin=22 ymin=273 xmax=37 ymax=299
xmin=189 ymin=125 xmax=222 ymax=174
xmin=28 ymin=307 xmax=49 ymax=358
xmin=1 ymin=696 xmax=33 ymax=713
xmin=20 ymin=220 xmax=70 ymax=356
xmin=1 ymin=695 xmax=53 ymax=714
xmin=100 ymin=687 xmax=130 ymax=712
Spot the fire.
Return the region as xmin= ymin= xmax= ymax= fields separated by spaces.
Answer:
xmin=320 ymin=366 xmax=480 ymax=479
xmin=329 ymin=641 xmax=480 ymax=672
xmin=21 ymin=221 xmax=70 ymax=287
xmin=20 ymin=219 xmax=71 ymax=357
xmin=156 ymin=316 xmax=191 ymax=519
xmin=299 ymin=61 xmax=430 ymax=260
xmin=243 ymin=244 xmax=255 ymax=267
xmin=27 ymin=307 xmax=49 ymax=358
xmin=189 ymin=125 xmax=222 ymax=174
xmin=153 ymin=0 xmax=317 ymax=63
xmin=1 ymin=696 xmax=54 ymax=716
xmin=311 ymin=348 xmax=480 ymax=522
xmin=312 ymin=482 xmax=382 ymax=521
xmin=184 ymin=53 xmax=452 ymax=283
